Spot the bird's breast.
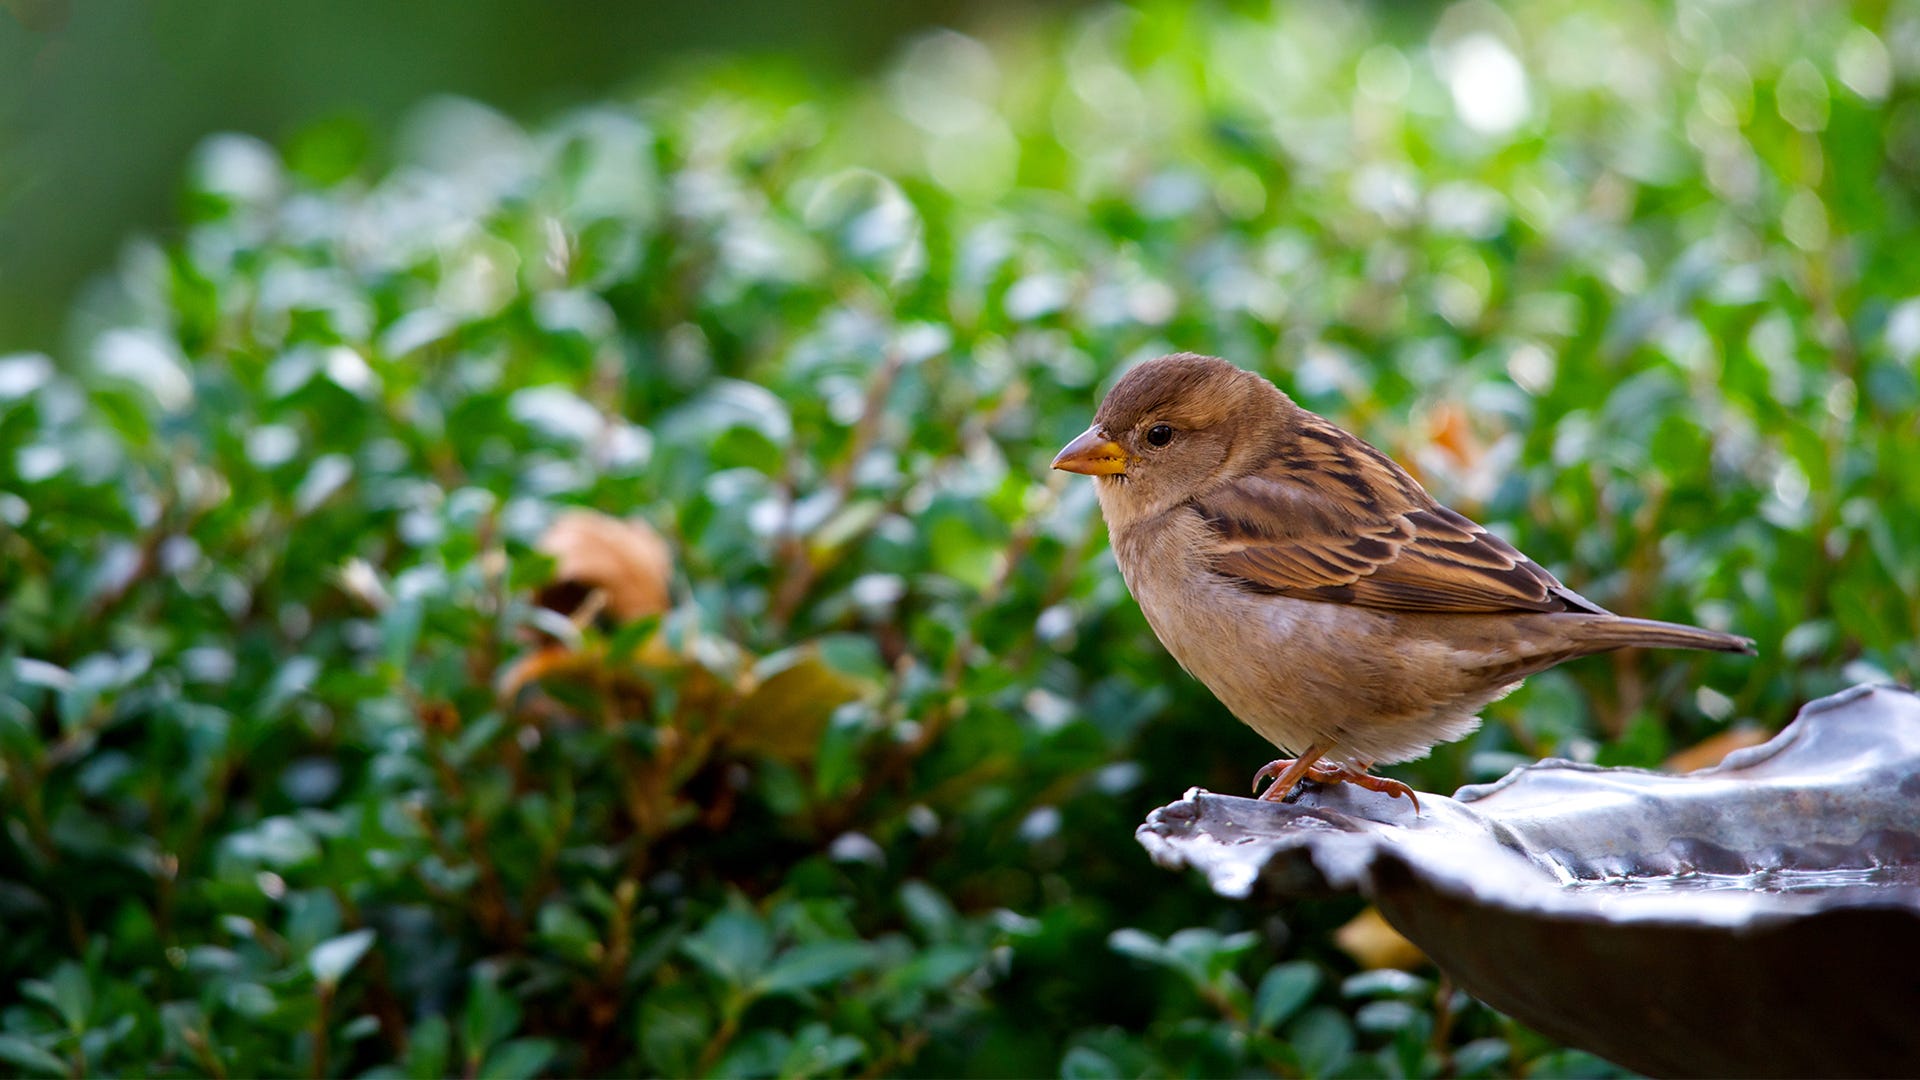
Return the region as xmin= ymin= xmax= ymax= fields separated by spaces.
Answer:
xmin=1109 ymin=510 xmax=1430 ymax=758
xmin=1111 ymin=514 xmax=1315 ymax=682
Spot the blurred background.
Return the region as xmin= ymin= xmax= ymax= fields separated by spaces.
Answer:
xmin=0 ymin=0 xmax=1073 ymax=352
xmin=3 ymin=0 xmax=1917 ymax=1076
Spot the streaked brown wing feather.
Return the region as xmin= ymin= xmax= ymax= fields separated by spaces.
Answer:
xmin=1195 ymin=420 xmax=1607 ymax=615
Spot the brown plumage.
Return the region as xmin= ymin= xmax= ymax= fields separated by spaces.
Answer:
xmin=1052 ymin=353 xmax=1754 ymax=809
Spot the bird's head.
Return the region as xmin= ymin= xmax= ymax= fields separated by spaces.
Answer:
xmin=1051 ymin=353 xmax=1291 ymax=525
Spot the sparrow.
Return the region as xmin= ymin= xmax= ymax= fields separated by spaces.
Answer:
xmin=1051 ymin=353 xmax=1754 ymax=810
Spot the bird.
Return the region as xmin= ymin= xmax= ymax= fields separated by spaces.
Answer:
xmin=1050 ymin=353 xmax=1754 ymax=810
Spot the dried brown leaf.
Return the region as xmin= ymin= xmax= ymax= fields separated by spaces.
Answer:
xmin=1664 ymin=724 xmax=1772 ymax=774
xmin=536 ymin=510 xmax=673 ymax=622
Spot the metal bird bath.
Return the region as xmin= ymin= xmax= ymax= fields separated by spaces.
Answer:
xmin=1137 ymin=683 xmax=1920 ymax=1078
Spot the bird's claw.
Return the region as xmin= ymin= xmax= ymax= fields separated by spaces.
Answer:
xmin=1251 ymin=758 xmax=1286 ymax=793
xmin=1251 ymin=756 xmax=1422 ymax=812
xmin=1320 ymin=766 xmax=1422 ymax=812
xmin=1252 ymin=754 xmax=1341 ymax=801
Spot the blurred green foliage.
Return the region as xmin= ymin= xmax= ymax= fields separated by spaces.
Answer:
xmin=3 ymin=0 xmax=1917 ymax=1075
xmin=0 ymin=0 xmax=1052 ymax=352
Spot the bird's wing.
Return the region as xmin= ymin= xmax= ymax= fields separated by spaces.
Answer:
xmin=1191 ymin=422 xmax=1607 ymax=615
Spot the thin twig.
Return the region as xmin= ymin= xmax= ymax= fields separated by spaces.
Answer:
xmin=768 ymin=347 xmax=906 ymax=631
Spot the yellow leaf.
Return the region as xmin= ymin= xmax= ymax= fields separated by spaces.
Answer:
xmin=730 ymin=648 xmax=872 ymax=764
xmin=1335 ymin=907 xmax=1428 ymax=971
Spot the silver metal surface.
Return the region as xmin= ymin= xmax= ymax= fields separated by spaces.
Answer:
xmin=1138 ymin=683 xmax=1920 ymax=1078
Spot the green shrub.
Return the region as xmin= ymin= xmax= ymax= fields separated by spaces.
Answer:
xmin=3 ymin=0 xmax=1914 ymax=1075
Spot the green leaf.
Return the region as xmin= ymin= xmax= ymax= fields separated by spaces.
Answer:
xmin=813 ymin=701 xmax=875 ymax=799
xmin=1453 ymin=1038 xmax=1511 ymax=1077
xmin=1254 ymin=962 xmax=1319 ymax=1031
xmin=1106 ymin=927 xmax=1168 ymax=967
xmin=682 ymin=907 xmax=772 ymax=987
xmin=778 ymin=1023 xmax=864 ymax=1078
xmin=0 ymin=1035 xmax=69 ymax=1077
xmin=259 ymin=654 xmax=319 ymax=716
xmin=477 ymin=1038 xmax=556 ymax=1080
xmin=890 ymin=943 xmax=980 ymax=993
xmin=1524 ymin=1048 xmax=1622 ymax=1078
xmin=757 ymin=940 xmax=873 ymax=996
xmin=223 ymin=982 xmax=277 ymax=1019
xmin=223 ymin=815 xmax=320 ymax=868
xmin=1165 ymin=927 xmax=1257 ymax=985
xmin=1060 ymin=1044 xmax=1116 ymax=1079
xmin=402 ymin=1015 xmax=452 ymax=1080
xmin=382 ymin=597 xmax=425 ymax=670
xmin=308 ymin=928 xmax=376 ymax=989
xmin=1354 ymin=999 xmax=1421 ymax=1035
xmin=928 ymin=511 xmax=1001 ymax=592
xmin=1289 ymin=1007 xmax=1355 ymax=1079
xmin=1340 ymin=969 xmax=1430 ymax=1000
xmin=712 ymin=1029 xmax=788 ymax=1079
xmin=20 ymin=967 xmax=85 ymax=1039
xmin=536 ymin=901 xmax=600 ymax=962
xmin=462 ymin=971 xmax=522 ymax=1061
xmin=899 ymin=880 xmax=958 ymax=939
xmin=636 ymin=984 xmax=712 ymax=1077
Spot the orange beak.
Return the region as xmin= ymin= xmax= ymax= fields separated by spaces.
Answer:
xmin=1051 ymin=426 xmax=1128 ymax=476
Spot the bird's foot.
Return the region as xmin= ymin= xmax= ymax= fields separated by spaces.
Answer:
xmin=1311 ymin=763 xmax=1422 ymax=813
xmin=1252 ymin=754 xmax=1422 ymax=812
xmin=1251 ymin=748 xmax=1336 ymax=802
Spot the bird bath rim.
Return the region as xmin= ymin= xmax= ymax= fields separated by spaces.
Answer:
xmin=1137 ymin=682 xmax=1920 ymax=930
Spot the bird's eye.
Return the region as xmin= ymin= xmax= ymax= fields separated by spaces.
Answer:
xmin=1146 ymin=424 xmax=1174 ymax=447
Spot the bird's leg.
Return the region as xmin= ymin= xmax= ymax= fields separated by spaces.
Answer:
xmin=1313 ymin=761 xmax=1422 ymax=813
xmin=1253 ymin=744 xmax=1332 ymax=802
xmin=1254 ymin=751 xmax=1423 ymax=812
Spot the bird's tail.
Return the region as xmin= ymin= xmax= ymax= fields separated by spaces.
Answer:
xmin=1579 ymin=616 xmax=1756 ymax=655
